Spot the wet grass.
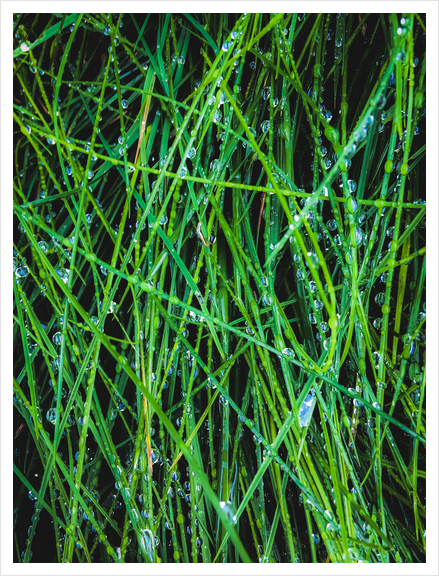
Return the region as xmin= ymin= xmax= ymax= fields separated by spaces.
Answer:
xmin=13 ymin=12 xmax=426 ymax=563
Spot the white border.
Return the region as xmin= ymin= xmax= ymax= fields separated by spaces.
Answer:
xmin=2 ymin=3 xmax=438 ymax=575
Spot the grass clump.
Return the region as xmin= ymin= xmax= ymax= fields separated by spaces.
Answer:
xmin=13 ymin=12 xmax=426 ymax=563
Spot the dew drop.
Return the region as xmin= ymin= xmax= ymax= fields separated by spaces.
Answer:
xmin=261 ymin=87 xmax=271 ymax=100
xmin=219 ymin=500 xmax=237 ymax=524
xmin=282 ymin=348 xmax=295 ymax=359
xmin=55 ymin=268 xmax=70 ymax=284
xmin=52 ymin=332 xmax=63 ymax=345
xmin=374 ymin=292 xmax=386 ymax=306
xmin=138 ymin=528 xmax=154 ymax=562
xmin=298 ymin=391 xmax=316 ymax=427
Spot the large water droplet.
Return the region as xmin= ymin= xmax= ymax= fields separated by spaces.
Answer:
xmin=213 ymin=109 xmax=222 ymax=124
xmin=375 ymin=293 xmax=386 ymax=306
xmin=355 ymin=227 xmax=364 ymax=247
xmin=261 ymin=87 xmax=271 ymax=100
xmin=46 ymin=408 xmax=57 ymax=424
xmin=219 ymin=500 xmax=237 ymax=524
xmin=55 ymin=268 xmax=70 ymax=284
xmin=15 ymin=266 xmax=29 ymax=279
xmin=52 ymin=332 xmax=63 ymax=345
xmin=138 ymin=528 xmax=154 ymax=562
xmin=282 ymin=348 xmax=295 ymax=359
xmin=298 ymin=391 xmax=317 ymax=427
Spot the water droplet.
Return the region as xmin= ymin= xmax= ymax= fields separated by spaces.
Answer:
xmin=282 ymin=348 xmax=295 ymax=359
xmin=15 ymin=266 xmax=29 ymax=279
xmin=324 ymin=509 xmax=334 ymax=522
xmin=367 ymin=418 xmax=376 ymax=429
xmin=46 ymin=408 xmax=57 ymax=424
xmin=219 ymin=395 xmax=229 ymax=406
xmin=298 ymin=391 xmax=316 ymax=427
xmin=138 ymin=528 xmax=154 ymax=561
xmin=375 ymin=94 xmax=386 ymax=109
xmin=52 ymin=332 xmax=63 ymax=345
xmin=262 ymin=293 xmax=273 ymax=306
xmin=219 ymin=500 xmax=237 ymax=524
xmin=20 ymin=42 xmax=30 ymax=52
xmin=55 ymin=268 xmax=70 ymax=284
xmin=213 ymin=109 xmax=222 ymax=124
xmin=261 ymin=87 xmax=271 ymax=100
xmin=348 ymin=179 xmax=357 ymax=193
xmin=355 ymin=227 xmax=364 ymax=247
xmin=374 ymin=292 xmax=386 ymax=306
xmin=372 ymin=351 xmax=381 ymax=366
